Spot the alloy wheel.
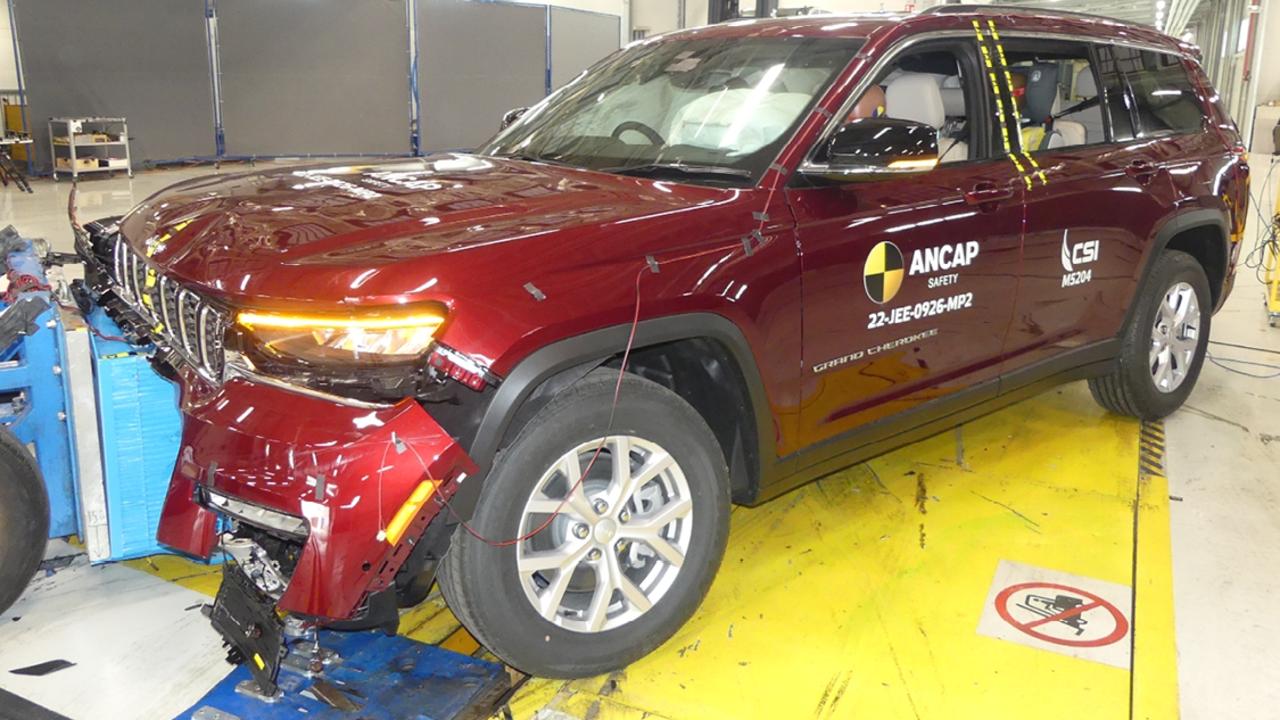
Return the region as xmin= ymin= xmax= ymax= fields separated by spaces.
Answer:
xmin=515 ymin=435 xmax=693 ymax=633
xmin=1149 ymin=280 xmax=1200 ymax=393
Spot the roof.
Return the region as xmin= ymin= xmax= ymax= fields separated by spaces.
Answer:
xmin=654 ymin=7 xmax=1189 ymax=57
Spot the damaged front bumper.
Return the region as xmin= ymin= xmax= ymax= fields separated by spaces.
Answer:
xmin=157 ymin=374 xmax=476 ymax=622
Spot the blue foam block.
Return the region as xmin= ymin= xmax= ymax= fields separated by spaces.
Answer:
xmin=176 ymin=631 xmax=509 ymax=720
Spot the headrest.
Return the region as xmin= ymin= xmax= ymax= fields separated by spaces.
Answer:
xmin=1021 ymin=63 xmax=1059 ymax=123
xmin=939 ymin=87 xmax=965 ymax=116
xmin=885 ymin=73 xmax=945 ymax=129
xmin=1075 ymin=65 xmax=1098 ymax=99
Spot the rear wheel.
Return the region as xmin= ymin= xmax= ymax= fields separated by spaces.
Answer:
xmin=440 ymin=369 xmax=729 ymax=677
xmin=1089 ymin=250 xmax=1211 ymax=419
xmin=0 ymin=427 xmax=48 ymax=615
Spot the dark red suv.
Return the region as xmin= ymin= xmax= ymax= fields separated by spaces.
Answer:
xmin=78 ymin=6 xmax=1247 ymax=689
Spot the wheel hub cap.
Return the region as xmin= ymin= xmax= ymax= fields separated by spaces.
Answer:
xmin=1149 ymin=281 xmax=1200 ymax=394
xmin=515 ymin=435 xmax=693 ymax=634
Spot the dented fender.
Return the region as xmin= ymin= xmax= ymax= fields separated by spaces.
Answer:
xmin=157 ymin=375 xmax=476 ymax=620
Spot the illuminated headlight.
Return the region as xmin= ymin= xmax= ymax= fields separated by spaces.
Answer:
xmin=235 ymin=304 xmax=446 ymax=366
xmin=205 ymin=490 xmax=308 ymax=538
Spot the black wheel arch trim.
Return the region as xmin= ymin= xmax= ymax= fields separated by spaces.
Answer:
xmin=1133 ymin=207 xmax=1230 ymax=322
xmin=449 ymin=312 xmax=780 ymax=520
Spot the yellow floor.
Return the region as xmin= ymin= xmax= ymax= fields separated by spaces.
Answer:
xmin=131 ymin=382 xmax=1177 ymax=720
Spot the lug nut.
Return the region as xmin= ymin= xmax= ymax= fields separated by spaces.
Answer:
xmin=573 ymin=524 xmax=590 ymax=539
xmin=593 ymin=499 xmax=609 ymax=515
xmin=588 ymin=548 xmax=602 ymax=561
xmin=619 ymin=509 xmax=631 ymax=523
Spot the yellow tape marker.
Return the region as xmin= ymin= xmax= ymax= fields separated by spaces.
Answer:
xmin=973 ymin=21 xmax=1032 ymax=190
xmin=988 ymin=19 xmax=1048 ymax=186
xmin=252 ymin=653 xmax=266 ymax=670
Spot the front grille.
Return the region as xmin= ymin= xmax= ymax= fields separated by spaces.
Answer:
xmin=108 ymin=235 xmax=227 ymax=380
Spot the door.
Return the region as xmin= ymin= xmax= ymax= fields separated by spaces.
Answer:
xmin=1003 ymin=42 xmax=1191 ymax=371
xmin=789 ymin=38 xmax=1025 ymax=459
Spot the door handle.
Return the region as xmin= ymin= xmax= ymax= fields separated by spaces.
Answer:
xmin=1125 ymin=159 xmax=1159 ymax=184
xmin=964 ymin=183 xmax=1014 ymax=208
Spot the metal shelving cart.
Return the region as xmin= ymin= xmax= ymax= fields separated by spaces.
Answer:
xmin=49 ymin=117 xmax=132 ymax=181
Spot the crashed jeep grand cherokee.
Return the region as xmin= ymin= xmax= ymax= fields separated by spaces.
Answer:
xmin=76 ymin=8 xmax=1246 ymax=690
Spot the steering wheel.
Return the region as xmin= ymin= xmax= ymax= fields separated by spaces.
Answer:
xmin=611 ymin=120 xmax=665 ymax=146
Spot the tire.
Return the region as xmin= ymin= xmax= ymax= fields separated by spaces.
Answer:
xmin=0 ymin=427 xmax=48 ymax=615
xmin=440 ymin=368 xmax=730 ymax=677
xmin=1089 ymin=250 xmax=1211 ymax=420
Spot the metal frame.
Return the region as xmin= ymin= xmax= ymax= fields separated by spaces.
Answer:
xmin=0 ymin=241 xmax=79 ymax=539
xmin=48 ymin=117 xmax=133 ymax=181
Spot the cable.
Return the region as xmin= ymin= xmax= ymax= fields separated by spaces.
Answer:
xmin=1208 ymin=339 xmax=1280 ymax=355
xmin=1206 ymin=350 xmax=1280 ymax=379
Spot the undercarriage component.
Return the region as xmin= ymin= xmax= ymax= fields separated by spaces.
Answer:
xmin=209 ymin=564 xmax=287 ymax=696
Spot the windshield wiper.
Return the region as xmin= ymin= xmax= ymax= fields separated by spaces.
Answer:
xmin=500 ymin=151 xmax=572 ymax=167
xmin=601 ymin=162 xmax=754 ymax=182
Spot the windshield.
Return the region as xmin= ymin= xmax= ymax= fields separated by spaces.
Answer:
xmin=479 ymin=35 xmax=863 ymax=186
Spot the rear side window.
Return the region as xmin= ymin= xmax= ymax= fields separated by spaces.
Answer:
xmin=1096 ymin=46 xmax=1204 ymax=138
xmin=1123 ymin=50 xmax=1204 ymax=135
xmin=1094 ymin=46 xmax=1138 ymax=142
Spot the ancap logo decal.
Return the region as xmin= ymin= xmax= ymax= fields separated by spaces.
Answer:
xmin=864 ymin=241 xmax=905 ymax=304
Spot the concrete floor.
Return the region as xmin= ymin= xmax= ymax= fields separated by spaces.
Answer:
xmin=3 ymin=161 xmax=1279 ymax=718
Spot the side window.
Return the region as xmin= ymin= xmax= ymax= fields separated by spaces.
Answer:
xmin=1001 ymin=40 xmax=1104 ymax=152
xmin=1095 ymin=45 xmax=1138 ymax=143
xmin=839 ymin=45 xmax=985 ymax=164
xmin=1122 ymin=50 xmax=1205 ymax=136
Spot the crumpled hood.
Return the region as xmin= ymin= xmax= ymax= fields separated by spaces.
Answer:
xmin=117 ymin=154 xmax=718 ymax=306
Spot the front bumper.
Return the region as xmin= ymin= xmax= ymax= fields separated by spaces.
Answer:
xmin=157 ymin=373 xmax=476 ymax=620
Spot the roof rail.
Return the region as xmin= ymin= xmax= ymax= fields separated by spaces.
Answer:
xmin=919 ymin=3 xmax=1126 ymax=24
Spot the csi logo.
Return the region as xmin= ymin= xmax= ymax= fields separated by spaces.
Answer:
xmin=1061 ymin=231 xmax=1100 ymax=287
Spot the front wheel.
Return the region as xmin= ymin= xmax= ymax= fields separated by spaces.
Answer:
xmin=439 ymin=369 xmax=730 ymax=677
xmin=1089 ymin=249 xmax=1211 ymax=419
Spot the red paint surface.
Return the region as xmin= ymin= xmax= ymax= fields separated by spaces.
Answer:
xmin=142 ymin=11 xmax=1246 ymax=620
xmin=156 ymin=371 xmax=476 ymax=619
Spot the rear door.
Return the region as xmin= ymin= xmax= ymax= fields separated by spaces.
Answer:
xmin=790 ymin=36 xmax=1024 ymax=458
xmin=1002 ymin=42 xmax=1181 ymax=371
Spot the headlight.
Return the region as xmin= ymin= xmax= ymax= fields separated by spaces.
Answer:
xmin=235 ymin=304 xmax=446 ymax=365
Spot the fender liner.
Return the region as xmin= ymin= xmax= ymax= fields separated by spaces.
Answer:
xmin=1125 ymin=207 xmax=1230 ymax=328
xmin=449 ymin=313 xmax=779 ymax=519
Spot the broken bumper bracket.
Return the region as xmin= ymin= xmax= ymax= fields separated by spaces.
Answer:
xmin=209 ymin=564 xmax=287 ymax=697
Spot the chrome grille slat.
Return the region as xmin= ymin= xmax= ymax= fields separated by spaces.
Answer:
xmin=106 ymin=235 xmax=226 ymax=382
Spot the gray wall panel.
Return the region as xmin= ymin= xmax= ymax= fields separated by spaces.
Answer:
xmin=550 ymin=8 xmax=619 ymax=91
xmin=218 ymin=0 xmax=410 ymax=157
xmin=418 ymin=0 xmax=546 ymax=151
xmin=12 ymin=0 xmax=214 ymax=172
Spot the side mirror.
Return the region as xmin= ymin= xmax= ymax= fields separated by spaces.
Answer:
xmin=801 ymin=117 xmax=939 ymax=182
xmin=500 ymin=107 xmax=529 ymax=130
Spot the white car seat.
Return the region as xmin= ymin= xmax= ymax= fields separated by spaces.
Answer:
xmin=1064 ymin=66 xmax=1105 ymax=144
xmin=885 ymin=73 xmax=968 ymax=162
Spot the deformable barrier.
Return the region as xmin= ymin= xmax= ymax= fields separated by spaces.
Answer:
xmin=7 ymin=0 xmax=621 ymax=173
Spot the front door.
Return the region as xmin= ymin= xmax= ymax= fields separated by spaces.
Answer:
xmin=789 ymin=37 xmax=1025 ymax=463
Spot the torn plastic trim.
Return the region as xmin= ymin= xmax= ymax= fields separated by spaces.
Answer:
xmin=157 ymin=376 xmax=478 ymax=619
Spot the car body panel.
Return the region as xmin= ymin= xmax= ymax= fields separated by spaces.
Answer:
xmin=93 ymin=9 xmax=1245 ymax=628
xmin=156 ymin=373 xmax=476 ymax=619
